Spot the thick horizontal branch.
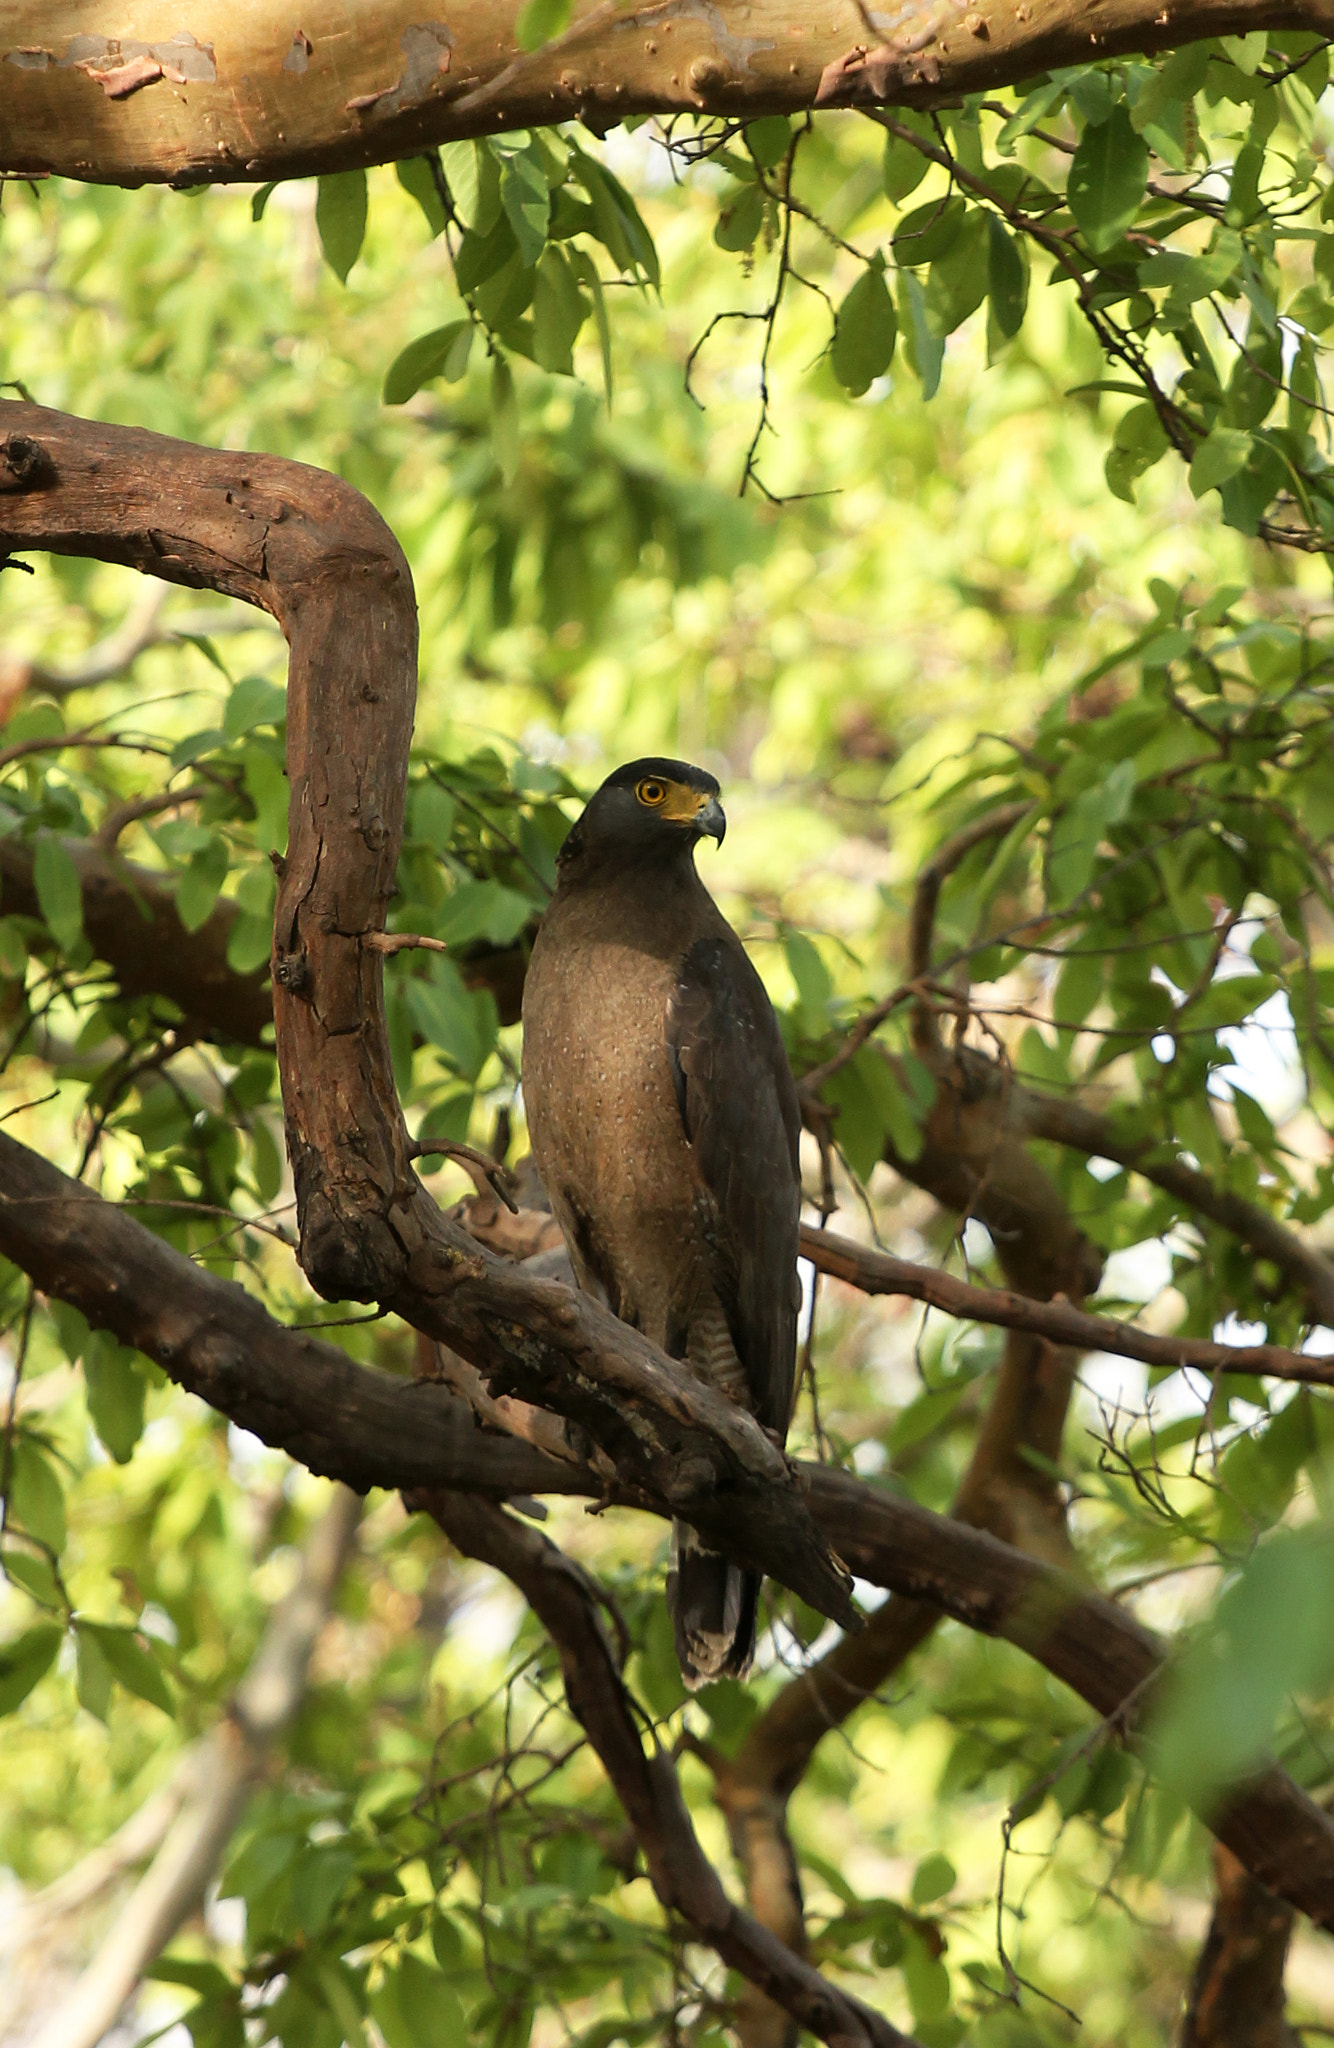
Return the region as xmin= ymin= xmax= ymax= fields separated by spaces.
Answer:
xmin=1 ymin=0 xmax=1331 ymax=188
xmin=3 ymin=1127 xmax=1334 ymax=1932
xmin=0 ymin=1126 xmax=854 ymax=1627
xmin=424 ymin=1491 xmax=919 ymax=2048
xmin=801 ymin=1222 xmax=1334 ymax=1387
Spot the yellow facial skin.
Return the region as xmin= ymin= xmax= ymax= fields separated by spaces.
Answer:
xmin=636 ymin=777 xmax=712 ymax=821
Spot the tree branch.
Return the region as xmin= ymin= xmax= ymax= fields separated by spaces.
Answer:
xmin=0 ymin=582 xmax=273 ymax=711
xmin=420 ymin=1490 xmax=924 ymax=2048
xmin=2 ymin=1 xmax=1332 ymax=188
xmin=0 ymin=831 xmax=274 ymax=1047
xmin=801 ymin=1221 xmax=1334 ymax=1388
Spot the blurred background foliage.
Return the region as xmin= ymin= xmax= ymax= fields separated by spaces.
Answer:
xmin=2 ymin=36 xmax=1334 ymax=2046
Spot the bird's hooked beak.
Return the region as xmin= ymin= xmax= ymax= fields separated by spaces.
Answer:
xmin=696 ymin=795 xmax=726 ymax=846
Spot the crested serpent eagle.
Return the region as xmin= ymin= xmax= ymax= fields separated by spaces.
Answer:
xmin=521 ymin=758 xmax=802 ymax=1686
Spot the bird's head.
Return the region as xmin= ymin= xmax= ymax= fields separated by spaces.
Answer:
xmin=558 ymin=758 xmax=726 ymax=871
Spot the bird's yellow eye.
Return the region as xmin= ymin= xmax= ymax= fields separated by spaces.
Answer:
xmin=637 ymin=778 xmax=667 ymax=807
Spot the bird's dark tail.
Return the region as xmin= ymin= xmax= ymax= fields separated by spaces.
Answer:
xmin=668 ymin=1520 xmax=760 ymax=1689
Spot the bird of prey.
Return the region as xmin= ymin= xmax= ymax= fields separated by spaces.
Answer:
xmin=521 ymin=758 xmax=802 ymax=1686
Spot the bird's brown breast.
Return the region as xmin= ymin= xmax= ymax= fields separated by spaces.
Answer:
xmin=521 ymin=877 xmax=719 ymax=1344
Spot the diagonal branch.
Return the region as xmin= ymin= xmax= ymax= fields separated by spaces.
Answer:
xmin=420 ymin=1489 xmax=924 ymax=2048
xmin=801 ymin=1222 xmax=1334 ymax=1388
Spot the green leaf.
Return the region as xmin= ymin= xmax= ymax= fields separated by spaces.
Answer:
xmin=883 ymin=115 xmax=933 ymax=202
xmin=405 ymin=961 xmax=494 ymax=1079
xmin=517 ymin=0 xmax=572 ymax=49
xmin=911 ymin=1852 xmax=957 ymax=1905
xmin=1220 ymin=30 xmax=1267 ymax=73
xmin=569 ymin=150 xmax=659 ymax=284
xmin=8 ymin=1439 xmax=66 ymax=1553
xmin=80 ymin=1621 xmax=174 ymax=1715
xmin=75 ymin=1625 xmax=112 ymax=1720
xmin=395 ymin=157 xmax=447 ymax=238
xmin=1104 ymin=401 xmax=1169 ymax=503
xmin=315 ymin=170 xmax=368 ymax=283
xmin=2 ymin=1545 xmax=62 ymax=1609
xmin=531 ymin=243 xmax=586 ymax=375
xmin=84 ymin=1332 xmax=147 ymax=1464
xmin=1048 ymin=758 xmax=1136 ymax=903
xmin=831 ymin=260 xmax=897 ymax=396
xmin=373 ymin=1952 xmax=467 ymax=2048
xmin=0 ymin=1623 xmax=61 ymax=1714
xmin=500 ymin=144 xmax=551 ymax=268
xmin=437 ymin=879 xmax=533 ymax=947
xmin=898 ymin=272 xmax=944 ymax=399
xmin=175 ymin=835 xmax=231 ymax=934
xmin=924 ymin=208 xmax=989 ymax=337
xmin=1225 ymin=141 xmax=1264 ymax=227
xmin=1068 ymin=106 xmax=1149 ymax=252
xmin=745 ymin=117 xmax=792 ymax=168
xmin=568 ymin=247 xmax=612 ymax=402
xmin=784 ymin=930 xmax=832 ymax=1018
xmin=223 ymin=673 xmax=286 ymax=738
xmin=987 ymin=217 xmax=1027 ymax=339
xmin=32 ymin=834 xmax=83 ymax=953
xmin=439 ymin=141 xmax=482 ymax=230
xmin=1152 ymin=1520 xmax=1334 ymax=1806
xmin=383 ymin=321 xmax=473 ymax=405
xmin=892 ymin=195 xmax=966 ymax=268
xmin=823 ymin=1055 xmax=886 ymax=1184
xmin=250 ymin=182 xmax=278 ymax=223
xmin=997 ymin=78 xmax=1066 ymax=154
xmin=0 ymin=917 xmax=26 ymax=979
xmin=1189 ymin=427 xmax=1252 ymax=497
xmin=715 ymin=181 xmax=765 ymax=254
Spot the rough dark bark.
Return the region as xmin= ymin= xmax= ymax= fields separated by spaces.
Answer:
xmin=3 ymin=1 xmax=1333 ymax=188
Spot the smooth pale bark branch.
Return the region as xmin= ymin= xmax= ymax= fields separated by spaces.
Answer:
xmin=22 ymin=1486 xmax=361 ymax=2048
xmin=0 ymin=399 xmax=854 ymax=1630
xmin=2 ymin=0 xmax=1333 ymax=188
xmin=3 ymin=1128 xmax=1334 ymax=1934
xmin=800 ymin=1222 xmax=1334 ymax=1387
xmin=423 ymin=1491 xmax=923 ymax=2048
